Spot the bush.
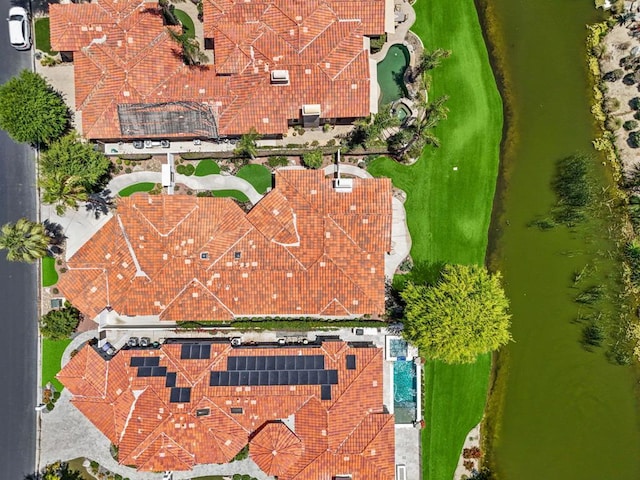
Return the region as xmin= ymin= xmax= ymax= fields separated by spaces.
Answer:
xmin=118 ymin=154 xmax=152 ymax=161
xmin=181 ymin=152 xmax=217 ymax=160
xmin=40 ymin=305 xmax=81 ymax=340
xmin=605 ymin=117 xmax=622 ymax=131
xmin=624 ymin=72 xmax=637 ymax=85
xmin=603 ymin=97 xmax=620 ymax=113
xmin=370 ymin=34 xmax=386 ymax=53
xmin=124 ymin=167 xmax=132 ymax=174
xmin=631 ymin=97 xmax=640 ymax=110
xmin=629 ymin=131 xmax=640 ymax=148
xmin=603 ymin=68 xmax=624 ymax=81
xmin=634 ymin=111 xmax=640 ymax=121
xmin=624 ymin=120 xmax=638 ymax=131
xmin=176 ymin=164 xmax=196 ymax=175
xmin=302 ymin=149 xmax=323 ymax=169
xmin=267 ymin=155 xmax=289 ymax=167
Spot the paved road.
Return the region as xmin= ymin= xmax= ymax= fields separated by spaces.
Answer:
xmin=0 ymin=0 xmax=38 ymax=477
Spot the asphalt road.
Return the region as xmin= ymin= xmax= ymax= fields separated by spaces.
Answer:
xmin=0 ymin=0 xmax=39 ymax=477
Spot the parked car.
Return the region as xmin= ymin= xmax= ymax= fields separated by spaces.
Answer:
xmin=7 ymin=7 xmax=31 ymax=51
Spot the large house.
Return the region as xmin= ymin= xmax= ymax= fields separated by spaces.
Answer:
xmin=57 ymin=339 xmax=395 ymax=477
xmin=48 ymin=0 xmax=393 ymax=140
xmin=57 ymin=170 xmax=393 ymax=322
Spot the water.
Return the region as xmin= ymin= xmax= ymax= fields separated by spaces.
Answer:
xmin=394 ymin=360 xmax=417 ymax=424
xmin=389 ymin=338 xmax=409 ymax=358
xmin=484 ymin=0 xmax=640 ymax=478
xmin=396 ymin=103 xmax=411 ymax=122
xmin=376 ymin=44 xmax=410 ymax=105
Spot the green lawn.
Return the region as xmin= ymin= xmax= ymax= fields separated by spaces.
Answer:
xmin=368 ymin=0 xmax=503 ymax=478
xmin=236 ymin=164 xmax=272 ymax=194
xmin=175 ymin=9 xmax=195 ymax=39
xmin=42 ymin=338 xmax=72 ymax=392
xmin=210 ymin=190 xmax=250 ymax=202
xmin=118 ymin=182 xmax=155 ymax=197
xmin=35 ymin=17 xmax=57 ymax=56
xmin=42 ymin=256 xmax=58 ymax=287
xmin=195 ymin=159 xmax=221 ymax=176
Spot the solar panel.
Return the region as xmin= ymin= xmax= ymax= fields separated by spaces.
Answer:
xmin=266 ymin=356 xmax=276 ymax=370
xmin=259 ymin=371 xmax=269 ymax=385
xmin=151 ymin=366 xmax=167 ymax=377
xmin=210 ymin=371 xmax=220 ymax=386
xmin=288 ymin=371 xmax=298 ymax=385
xmin=130 ymin=357 xmax=145 ymax=367
xmin=240 ymin=371 xmax=250 ymax=385
xmin=304 ymin=356 xmax=315 ymax=369
xmin=181 ymin=344 xmax=191 ymax=359
xmin=137 ymin=367 xmax=152 ymax=377
xmin=268 ymin=371 xmax=278 ymax=385
xmin=278 ymin=371 xmax=288 ymax=385
xmin=308 ymin=371 xmax=318 ymax=384
xmin=228 ymin=357 xmax=237 ymax=370
xmin=276 ymin=356 xmax=286 ymax=370
xmin=317 ymin=370 xmax=328 ymax=384
xmin=346 ymin=355 xmax=356 ymax=370
xmin=200 ymin=344 xmax=211 ymax=359
xmin=285 ymin=356 xmax=296 ymax=370
xmin=236 ymin=356 xmax=247 ymax=371
xmin=190 ymin=345 xmax=200 ymax=359
xmin=144 ymin=357 xmax=160 ymax=367
xmin=328 ymin=370 xmax=338 ymax=384
xmin=219 ymin=371 xmax=230 ymax=386
xmin=170 ymin=388 xmax=181 ymax=403
xmin=321 ymin=385 xmax=332 ymax=401
xmin=295 ymin=356 xmax=306 ymax=370
xmin=246 ymin=356 xmax=256 ymax=370
xmin=249 ymin=371 xmax=259 ymax=385
xmin=299 ymin=370 xmax=309 ymax=384
xmin=180 ymin=388 xmax=191 ymax=403
xmin=229 ymin=372 xmax=240 ymax=386
xmin=166 ymin=372 xmax=177 ymax=387
xmin=256 ymin=356 xmax=266 ymax=370
xmin=314 ymin=356 xmax=325 ymax=370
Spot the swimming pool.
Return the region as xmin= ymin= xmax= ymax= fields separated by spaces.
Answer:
xmin=376 ymin=44 xmax=410 ymax=105
xmin=394 ymin=360 xmax=417 ymax=424
xmin=395 ymin=103 xmax=412 ymax=122
xmin=389 ymin=338 xmax=408 ymax=358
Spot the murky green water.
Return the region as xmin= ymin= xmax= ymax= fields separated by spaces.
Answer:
xmin=486 ymin=0 xmax=640 ymax=478
xmin=376 ymin=44 xmax=410 ymax=104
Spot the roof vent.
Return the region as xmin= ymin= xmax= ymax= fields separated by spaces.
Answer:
xmin=270 ymin=70 xmax=290 ymax=85
xmin=200 ymin=252 xmax=209 ymax=260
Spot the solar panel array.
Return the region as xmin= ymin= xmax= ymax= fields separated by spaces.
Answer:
xmin=130 ymin=356 xmax=160 ymax=367
xmin=227 ymin=355 xmax=325 ymax=371
xmin=209 ymin=369 xmax=338 ymax=387
xmin=181 ymin=344 xmax=211 ymax=360
xmin=170 ymin=387 xmax=191 ymax=403
xmin=137 ymin=366 xmax=167 ymax=377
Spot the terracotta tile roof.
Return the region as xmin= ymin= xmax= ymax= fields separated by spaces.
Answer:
xmin=58 ymin=170 xmax=392 ymax=321
xmin=58 ymin=340 xmax=394 ymax=477
xmin=48 ymin=0 xmax=386 ymax=139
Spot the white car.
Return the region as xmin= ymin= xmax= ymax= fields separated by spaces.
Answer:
xmin=7 ymin=7 xmax=31 ymax=51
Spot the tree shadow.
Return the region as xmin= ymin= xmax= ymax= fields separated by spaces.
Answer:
xmin=84 ymin=189 xmax=114 ymax=219
xmin=407 ymin=260 xmax=445 ymax=285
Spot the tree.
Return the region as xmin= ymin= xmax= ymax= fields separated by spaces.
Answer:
xmin=166 ymin=27 xmax=208 ymax=65
xmin=39 ymin=133 xmax=111 ymax=191
xmin=0 ymin=218 xmax=49 ymax=263
xmin=401 ymin=264 xmax=511 ymax=364
xmin=0 ymin=70 xmax=69 ymax=145
xmin=234 ymin=128 xmax=261 ymax=159
xmin=347 ymin=104 xmax=399 ymax=149
xmin=40 ymin=305 xmax=81 ymax=340
xmin=302 ymin=149 xmax=323 ymax=169
xmin=624 ymin=119 xmax=638 ymax=131
xmin=412 ymin=48 xmax=451 ymax=81
xmin=603 ymin=69 xmax=624 ymax=82
xmin=629 ymin=131 xmax=640 ymax=148
xmin=40 ymin=172 xmax=89 ymax=215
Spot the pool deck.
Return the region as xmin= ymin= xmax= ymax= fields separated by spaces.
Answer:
xmin=371 ymin=0 xmax=418 ymax=64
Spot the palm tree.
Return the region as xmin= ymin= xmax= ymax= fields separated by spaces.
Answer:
xmin=412 ymin=48 xmax=451 ymax=81
xmin=166 ymin=28 xmax=208 ymax=66
xmin=0 ymin=218 xmax=50 ymax=263
xmin=40 ymin=172 xmax=89 ymax=215
xmin=234 ymin=128 xmax=262 ymax=160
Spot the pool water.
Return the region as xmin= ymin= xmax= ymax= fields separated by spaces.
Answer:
xmin=395 ymin=103 xmax=411 ymax=122
xmin=377 ymin=44 xmax=410 ymax=105
xmin=389 ymin=338 xmax=408 ymax=358
xmin=393 ymin=360 xmax=416 ymax=424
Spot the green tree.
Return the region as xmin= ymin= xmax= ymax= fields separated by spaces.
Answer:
xmin=0 ymin=218 xmax=49 ymax=263
xmin=166 ymin=27 xmax=208 ymax=65
xmin=40 ymin=133 xmax=111 ymax=191
xmin=0 ymin=70 xmax=69 ymax=145
xmin=401 ymin=264 xmax=511 ymax=364
xmin=348 ymin=104 xmax=399 ymax=149
xmin=40 ymin=305 xmax=81 ymax=340
xmin=412 ymin=48 xmax=451 ymax=80
xmin=302 ymin=149 xmax=323 ymax=169
xmin=234 ymin=128 xmax=261 ymax=159
xmin=40 ymin=173 xmax=89 ymax=215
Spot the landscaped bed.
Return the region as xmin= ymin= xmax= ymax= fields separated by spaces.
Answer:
xmin=35 ymin=17 xmax=57 ymax=56
xmin=208 ymin=190 xmax=250 ymax=202
xmin=118 ymin=182 xmax=156 ymax=197
xmin=236 ymin=164 xmax=272 ymax=194
xmin=368 ymin=0 xmax=503 ymax=478
xmin=174 ymin=9 xmax=195 ymax=39
xmin=42 ymin=338 xmax=72 ymax=392
xmin=42 ymin=256 xmax=58 ymax=287
xmin=195 ymin=159 xmax=220 ymax=176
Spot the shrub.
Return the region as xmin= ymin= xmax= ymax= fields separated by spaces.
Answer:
xmin=301 ymin=149 xmax=323 ymax=169
xmin=124 ymin=167 xmax=132 ymax=174
xmin=118 ymin=154 xmax=152 ymax=161
xmin=603 ymin=97 xmax=620 ymax=113
xmin=326 ymin=139 xmax=336 ymax=147
xmin=603 ymin=68 xmax=624 ymax=81
xmin=630 ymin=97 xmax=640 ymax=110
xmin=310 ymin=140 xmax=319 ymax=147
xmin=583 ymin=322 xmax=604 ymax=347
xmin=323 ymin=123 xmax=332 ymax=132
xmin=605 ymin=117 xmax=621 ymax=131
xmin=176 ymin=164 xmax=196 ymax=175
xmin=267 ymin=155 xmax=288 ymax=167
xmin=629 ymin=131 xmax=640 ymax=148
xmin=40 ymin=305 xmax=81 ymax=340
xmin=623 ymin=72 xmax=637 ymax=85
xmin=624 ymin=120 xmax=638 ymax=131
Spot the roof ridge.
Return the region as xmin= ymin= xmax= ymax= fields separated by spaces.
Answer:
xmin=336 ymin=411 xmax=393 ymax=454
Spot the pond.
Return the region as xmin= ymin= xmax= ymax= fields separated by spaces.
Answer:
xmin=377 ymin=44 xmax=410 ymax=105
xmin=484 ymin=0 xmax=640 ymax=478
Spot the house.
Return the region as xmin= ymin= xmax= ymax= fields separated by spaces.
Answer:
xmin=57 ymin=170 xmax=393 ymax=322
xmin=57 ymin=338 xmax=395 ymax=477
xmin=48 ymin=0 xmax=393 ymax=140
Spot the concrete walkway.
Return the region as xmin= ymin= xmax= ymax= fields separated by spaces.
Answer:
xmin=370 ymin=0 xmax=417 ymax=63
xmin=323 ymin=164 xmax=412 ymax=277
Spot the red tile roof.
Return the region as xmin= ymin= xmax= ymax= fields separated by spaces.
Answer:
xmin=48 ymin=0 xmax=386 ymax=139
xmin=58 ymin=340 xmax=395 ymax=477
xmin=58 ymin=170 xmax=392 ymax=321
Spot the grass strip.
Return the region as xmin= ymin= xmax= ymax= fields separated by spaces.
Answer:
xmin=368 ymin=0 xmax=503 ymax=478
xmin=118 ymin=182 xmax=155 ymax=197
xmin=236 ymin=164 xmax=272 ymax=194
xmin=174 ymin=9 xmax=195 ymax=39
xmin=210 ymin=190 xmax=250 ymax=202
xmin=42 ymin=256 xmax=58 ymax=287
xmin=35 ymin=18 xmax=57 ymax=56
xmin=42 ymin=338 xmax=72 ymax=392
xmin=195 ymin=159 xmax=220 ymax=176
